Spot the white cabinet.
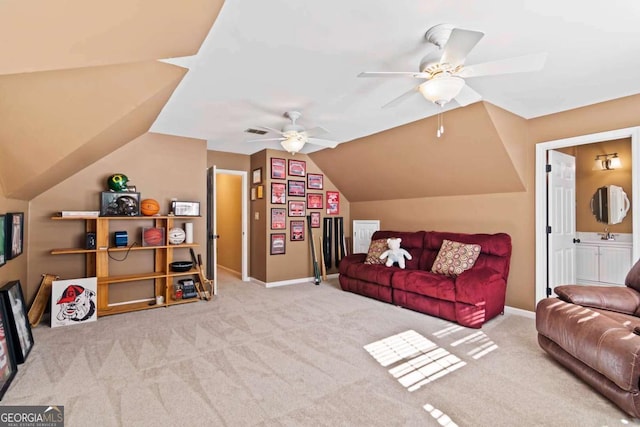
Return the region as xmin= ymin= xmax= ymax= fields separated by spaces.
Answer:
xmin=575 ymin=234 xmax=632 ymax=286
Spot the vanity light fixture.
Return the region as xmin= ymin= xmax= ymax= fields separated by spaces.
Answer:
xmin=593 ymin=153 xmax=622 ymax=170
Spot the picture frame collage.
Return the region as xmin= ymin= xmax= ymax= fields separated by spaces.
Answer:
xmin=266 ymin=157 xmax=338 ymax=255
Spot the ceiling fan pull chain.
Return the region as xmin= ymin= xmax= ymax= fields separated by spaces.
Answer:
xmin=436 ymin=112 xmax=444 ymax=138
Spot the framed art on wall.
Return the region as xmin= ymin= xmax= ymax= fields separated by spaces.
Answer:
xmin=288 ymin=159 xmax=306 ymax=177
xmin=270 ymin=233 xmax=286 ymax=255
xmin=271 ymin=158 xmax=286 ymax=179
xmin=252 ymin=167 xmax=263 ymax=184
xmin=5 ymin=213 xmax=24 ymax=261
xmin=307 ymin=193 xmax=323 ymax=209
xmin=0 ymin=280 xmax=33 ymax=364
xmin=326 ymin=191 xmax=340 ymax=215
xmin=288 ymin=200 xmax=306 ymax=217
xmin=271 ymin=208 xmax=286 ymax=230
xmin=271 ymin=182 xmax=286 ymax=204
xmin=307 ymin=173 xmax=323 ymax=190
xmin=0 ymin=215 xmax=5 ymax=267
xmin=288 ymin=180 xmax=306 ymax=197
xmin=0 ymin=298 xmax=17 ymax=400
xmin=310 ymin=212 xmax=321 ymax=228
xmin=290 ymin=220 xmax=305 ymax=241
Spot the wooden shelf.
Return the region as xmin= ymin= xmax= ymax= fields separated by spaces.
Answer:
xmin=51 ymin=215 xmax=205 ymax=317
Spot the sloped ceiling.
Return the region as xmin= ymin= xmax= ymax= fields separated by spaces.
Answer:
xmin=0 ymin=0 xmax=224 ymax=200
xmin=309 ymin=102 xmax=526 ymax=202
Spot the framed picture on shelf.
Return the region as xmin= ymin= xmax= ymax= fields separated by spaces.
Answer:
xmin=100 ymin=192 xmax=141 ymax=217
xmin=271 ymin=158 xmax=286 ymax=180
xmin=271 ymin=208 xmax=286 ymax=230
xmin=252 ymin=167 xmax=263 ymax=185
xmin=326 ymin=191 xmax=340 ymax=215
xmin=0 ymin=215 xmax=6 ymax=267
xmin=171 ymin=201 xmax=200 ymax=216
xmin=271 ymin=182 xmax=286 ymax=204
xmin=0 ymin=280 xmax=33 ymax=364
xmin=51 ymin=277 xmax=98 ymax=328
xmin=307 ymin=193 xmax=323 ymax=209
xmin=287 ymin=180 xmax=306 ymax=197
xmin=288 ymin=159 xmax=306 ymax=177
xmin=307 ymin=173 xmax=323 ymax=190
xmin=5 ymin=213 xmax=24 ymax=260
xmin=270 ymin=233 xmax=286 ymax=255
xmin=310 ymin=212 xmax=321 ymax=228
xmin=0 ymin=298 xmax=17 ymax=400
xmin=290 ymin=220 xmax=305 ymax=241
xmin=288 ymin=200 xmax=306 ymax=217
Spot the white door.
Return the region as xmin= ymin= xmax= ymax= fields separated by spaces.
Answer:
xmin=353 ymin=220 xmax=380 ymax=253
xmin=548 ymin=150 xmax=577 ymax=295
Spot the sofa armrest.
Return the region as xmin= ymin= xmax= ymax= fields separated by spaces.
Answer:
xmin=455 ymin=267 xmax=504 ymax=305
xmin=338 ymin=253 xmax=366 ymax=274
xmin=555 ymin=285 xmax=640 ymax=316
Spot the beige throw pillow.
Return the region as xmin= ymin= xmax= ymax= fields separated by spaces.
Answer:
xmin=364 ymin=239 xmax=388 ymax=265
xmin=432 ymin=239 xmax=481 ymax=277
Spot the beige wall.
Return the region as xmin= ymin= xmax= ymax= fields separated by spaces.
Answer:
xmin=573 ymin=138 xmax=632 ymax=233
xmin=28 ymin=132 xmax=208 ymax=305
xmin=216 ymin=174 xmax=243 ymax=273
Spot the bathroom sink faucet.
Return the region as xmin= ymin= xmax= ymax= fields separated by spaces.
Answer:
xmin=601 ymin=228 xmax=616 ymax=240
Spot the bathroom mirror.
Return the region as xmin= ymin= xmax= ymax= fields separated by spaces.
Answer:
xmin=591 ymin=185 xmax=631 ymax=224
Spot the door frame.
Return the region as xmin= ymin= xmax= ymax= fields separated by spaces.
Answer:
xmin=213 ymin=168 xmax=249 ymax=281
xmin=535 ymin=126 xmax=640 ymax=304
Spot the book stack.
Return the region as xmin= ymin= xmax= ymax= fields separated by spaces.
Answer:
xmin=60 ymin=211 xmax=100 ymax=217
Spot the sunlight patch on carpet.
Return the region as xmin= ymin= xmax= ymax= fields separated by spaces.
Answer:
xmin=449 ymin=330 xmax=498 ymax=360
xmin=364 ymin=330 xmax=466 ymax=392
xmin=423 ymin=403 xmax=459 ymax=427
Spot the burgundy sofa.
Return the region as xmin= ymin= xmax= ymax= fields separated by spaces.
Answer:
xmin=338 ymin=230 xmax=512 ymax=328
xmin=536 ymin=259 xmax=640 ymax=418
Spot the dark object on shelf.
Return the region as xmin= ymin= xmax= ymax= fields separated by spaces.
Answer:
xmin=179 ymin=279 xmax=198 ymax=299
xmin=114 ymin=231 xmax=128 ymax=248
xmin=86 ymin=232 xmax=96 ymax=250
xmin=100 ymin=191 xmax=141 ymax=216
xmin=170 ymin=261 xmax=193 ymax=272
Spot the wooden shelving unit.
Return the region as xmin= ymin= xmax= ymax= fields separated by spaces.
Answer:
xmin=51 ymin=215 xmax=201 ymax=316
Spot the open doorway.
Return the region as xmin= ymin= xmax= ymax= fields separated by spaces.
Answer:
xmin=207 ymin=167 xmax=248 ymax=282
xmin=535 ymin=127 xmax=640 ymax=304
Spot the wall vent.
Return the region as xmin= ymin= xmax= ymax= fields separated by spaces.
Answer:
xmin=244 ymin=128 xmax=268 ymax=135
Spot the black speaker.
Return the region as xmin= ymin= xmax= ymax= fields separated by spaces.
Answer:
xmin=86 ymin=232 xmax=96 ymax=250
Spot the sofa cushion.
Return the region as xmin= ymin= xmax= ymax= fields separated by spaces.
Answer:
xmin=431 ymin=239 xmax=481 ymax=277
xmin=364 ymin=239 xmax=388 ymax=265
xmin=343 ymin=262 xmax=395 ymax=287
xmin=626 ymin=258 xmax=640 ymax=292
xmin=392 ymin=270 xmax=456 ymax=302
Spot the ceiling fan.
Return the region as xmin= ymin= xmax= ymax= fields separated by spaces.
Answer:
xmin=358 ymin=23 xmax=547 ymax=110
xmin=247 ymin=111 xmax=338 ymax=154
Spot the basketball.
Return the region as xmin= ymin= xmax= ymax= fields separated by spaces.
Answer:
xmin=168 ymin=227 xmax=186 ymax=245
xmin=143 ymin=227 xmax=164 ymax=246
xmin=140 ymin=199 xmax=160 ymax=216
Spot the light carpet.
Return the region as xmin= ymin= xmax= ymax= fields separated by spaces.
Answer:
xmin=3 ymin=270 xmax=639 ymax=427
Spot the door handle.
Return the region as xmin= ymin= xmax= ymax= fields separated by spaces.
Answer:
xmin=573 ymin=238 xmax=581 ymax=243
xmin=209 ymin=233 xmax=220 ymax=240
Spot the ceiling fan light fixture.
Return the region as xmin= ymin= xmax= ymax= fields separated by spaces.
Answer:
xmin=419 ymin=75 xmax=465 ymax=106
xmin=280 ymin=135 xmax=306 ymax=154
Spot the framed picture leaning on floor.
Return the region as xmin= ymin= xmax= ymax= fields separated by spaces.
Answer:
xmin=0 ymin=281 xmax=33 ymax=364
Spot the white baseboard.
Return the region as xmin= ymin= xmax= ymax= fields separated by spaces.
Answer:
xmin=250 ymin=273 xmax=339 ymax=288
xmin=504 ymin=305 xmax=535 ymax=319
xmin=218 ymin=265 xmax=241 ymax=277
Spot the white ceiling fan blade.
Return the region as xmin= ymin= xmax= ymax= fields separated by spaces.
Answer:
xmin=257 ymin=126 xmax=284 ymax=135
xmin=440 ymin=28 xmax=484 ymax=66
xmin=358 ymin=71 xmax=430 ymax=79
xmin=454 ymin=84 xmax=482 ymax=106
xmin=305 ymin=126 xmax=329 ymax=138
xmin=381 ymin=85 xmax=421 ymax=109
xmin=247 ymin=137 xmax=284 ymax=143
xmin=457 ymin=52 xmax=547 ymax=78
xmin=307 ymin=138 xmax=338 ymax=149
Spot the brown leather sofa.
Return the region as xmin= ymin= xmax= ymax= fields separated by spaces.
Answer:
xmin=536 ymin=259 xmax=640 ymax=418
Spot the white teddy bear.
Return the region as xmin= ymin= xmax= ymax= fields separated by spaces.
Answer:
xmin=379 ymin=237 xmax=412 ymax=269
